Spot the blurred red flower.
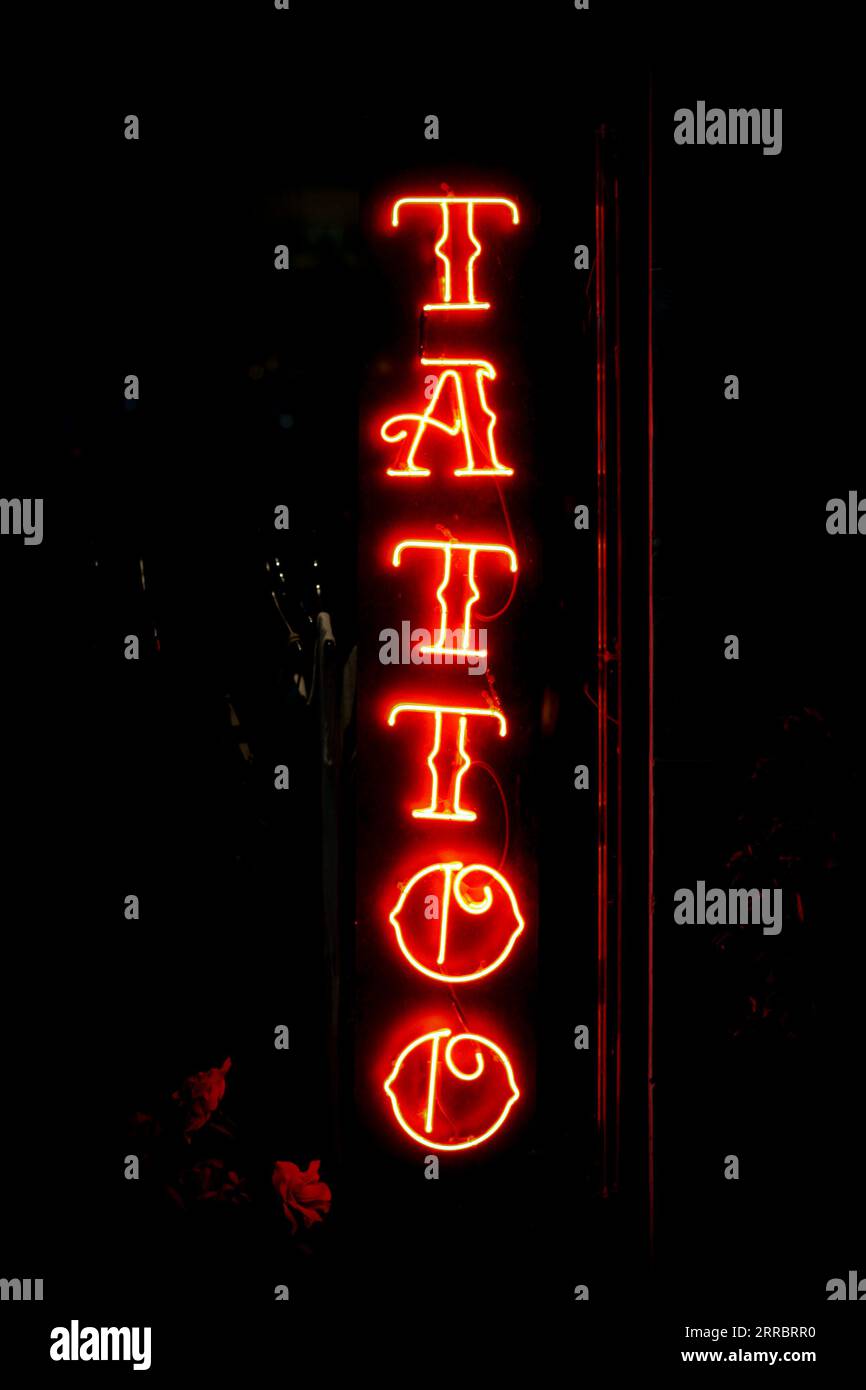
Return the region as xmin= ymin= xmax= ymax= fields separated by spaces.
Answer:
xmin=165 ymin=1158 xmax=250 ymax=1210
xmin=188 ymin=1159 xmax=249 ymax=1203
xmin=172 ymin=1057 xmax=232 ymax=1137
xmin=272 ymin=1159 xmax=332 ymax=1235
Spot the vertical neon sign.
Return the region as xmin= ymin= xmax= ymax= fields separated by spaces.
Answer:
xmin=374 ymin=193 xmax=526 ymax=1152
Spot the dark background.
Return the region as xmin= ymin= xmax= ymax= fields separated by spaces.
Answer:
xmin=2 ymin=5 xmax=862 ymax=1376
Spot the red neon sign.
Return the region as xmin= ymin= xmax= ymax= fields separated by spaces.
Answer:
xmin=392 ymin=540 xmax=518 ymax=658
xmin=389 ymin=860 xmax=525 ymax=982
xmin=390 ymin=197 xmax=520 ymax=311
xmin=387 ymin=702 xmax=506 ymax=822
xmin=381 ymin=358 xmax=513 ymax=477
xmin=375 ymin=191 xmax=525 ymax=1152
